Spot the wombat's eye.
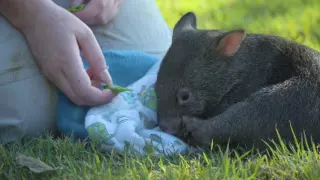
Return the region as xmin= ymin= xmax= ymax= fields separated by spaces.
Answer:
xmin=177 ymin=88 xmax=192 ymax=105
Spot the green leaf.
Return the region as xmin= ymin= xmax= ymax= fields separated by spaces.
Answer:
xmin=67 ymin=4 xmax=86 ymax=12
xmin=103 ymin=85 xmax=133 ymax=93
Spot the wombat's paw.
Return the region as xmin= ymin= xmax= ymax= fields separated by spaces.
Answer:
xmin=181 ymin=116 xmax=212 ymax=147
xmin=181 ymin=116 xmax=202 ymax=133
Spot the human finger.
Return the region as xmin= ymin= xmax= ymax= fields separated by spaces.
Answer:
xmin=76 ymin=26 xmax=113 ymax=85
xmin=64 ymin=60 xmax=115 ymax=106
xmin=48 ymin=68 xmax=84 ymax=105
xmin=62 ymin=40 xmax=115 ymax=105
xmin=70 ymin=0 xmax=85 ymax=7
xmin=73 ymin=0 xmax=106 ymax=25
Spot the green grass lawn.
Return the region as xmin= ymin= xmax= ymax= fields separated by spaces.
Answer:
xmin=2 ymin=0 xmax=320 ymax=179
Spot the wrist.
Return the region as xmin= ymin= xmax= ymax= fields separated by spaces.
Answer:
xmin=0 ymin=0 xmax=52 ymax=30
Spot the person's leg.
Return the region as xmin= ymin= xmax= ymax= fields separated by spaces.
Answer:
xmin=0 ymin=0 xmax=172 ymax=144
xmin=53 ymin=0 xmax=172 ymax=59
xmin=0 ymin=17 xmax=57 ymax=144
xmin=91 ymin=0 xmax=172 ymax=59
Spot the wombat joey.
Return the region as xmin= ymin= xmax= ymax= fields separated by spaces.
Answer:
xmin=155 ymin=12 xmax=320 ymax=150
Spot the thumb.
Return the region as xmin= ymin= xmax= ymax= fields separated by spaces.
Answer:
xmin=77 ymin=29 xmax=113 ymax=85
xmin=71 ymin=0 xmax=84 ymax=7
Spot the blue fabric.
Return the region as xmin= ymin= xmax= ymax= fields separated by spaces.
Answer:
xmin=56 ymin=50 xmax=160 ymax=140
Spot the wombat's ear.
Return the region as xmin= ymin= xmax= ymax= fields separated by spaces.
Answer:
xmin=173 ymin=12 xmax=197 ymax=37
xmin=216 ymin=29 xmax=246 ymax=56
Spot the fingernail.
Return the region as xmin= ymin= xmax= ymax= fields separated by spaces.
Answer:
xmin=100 ymin=69 xmax=113 ymax=85
xmin=71 ymin=0 xmax=83 ymax=7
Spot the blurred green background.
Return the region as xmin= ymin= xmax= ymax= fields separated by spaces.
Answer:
xmin=156 ymin=0 xmax=320 ymax=50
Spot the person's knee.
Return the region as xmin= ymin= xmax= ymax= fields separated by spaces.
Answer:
xmin=91 ymin=0 xmax=172 ymax=59
xmin=52 ymin=0 xmax=172 ymax=59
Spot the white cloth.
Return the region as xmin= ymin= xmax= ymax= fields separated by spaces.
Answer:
xmin=85 ymin=61 xmax=188 ymax=156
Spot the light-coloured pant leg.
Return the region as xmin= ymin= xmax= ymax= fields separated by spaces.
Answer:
xmin=53 ymin=0 xmax=172 ymax=59
xmin=0 ymin=18 xmax=57 ymax=144
xmin=0 ymin=0 xmax=172 ymax=144
xmin=92 ymin=0 xmax=172 ymax=59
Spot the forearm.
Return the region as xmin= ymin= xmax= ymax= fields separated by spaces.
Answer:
xmin=0 ymin=0 xmax=51 ymax=30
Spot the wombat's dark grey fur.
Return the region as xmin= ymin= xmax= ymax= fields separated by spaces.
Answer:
xmin=155 ymin=12 xmax=320 ymax=150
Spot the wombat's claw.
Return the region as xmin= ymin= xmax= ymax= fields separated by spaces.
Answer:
xmin=181 ymin=116 xmax=212 ymax=147
xmin=180 ymin=121 xmax=188 ymax=138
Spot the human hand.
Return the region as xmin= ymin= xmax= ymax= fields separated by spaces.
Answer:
xmin=1 ymin=0 xmax=115 ymax=106
xmin=71 ymin=0 xmax=124 ymax=25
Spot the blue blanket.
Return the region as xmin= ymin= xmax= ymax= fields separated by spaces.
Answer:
xmin=56 ymin=50 xmax=160 ymax=140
